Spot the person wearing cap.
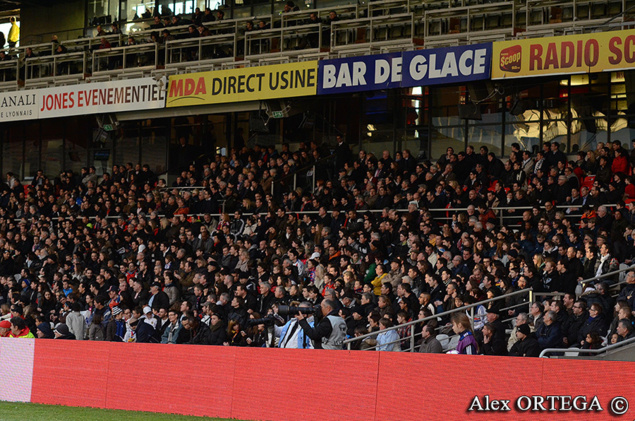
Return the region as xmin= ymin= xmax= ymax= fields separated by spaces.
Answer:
xmin=0 ymin=320 xmax=11 ymax=337
xmin=106 ymin=306 xmax=126 ymax=342
xmin=107 ymin=285 xmax=121 ymax=310
xmin=53 ymin=323 xmax=76 ymax=340
xmin=148 ymin=282 xmax=169 ymax=311
xmin=9 ymin=316 xmax=34 ymax=338
xmin=482 ymin=306 xmax=506 ymax=345
xmin=134 ymin=313 xmax=156 ymax=343
xmin=124 ymin=317 xmax=139 ymax=342
xmin=141 ymin=305 xmax=157 ymax=329
xmin=508 ymin=323 xmax=541 ymax=357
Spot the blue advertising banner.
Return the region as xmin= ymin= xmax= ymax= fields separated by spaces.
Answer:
xmin=401 ymin=43 xmax=491 ymax=87
xmin=317 ymin=44 xmax=492 ymax=95
xmin=318 ymin=53 xmax=403 ymax=94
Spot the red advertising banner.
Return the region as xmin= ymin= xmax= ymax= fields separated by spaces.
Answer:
xmin=13 ymin=339 xmax=635 ymax=420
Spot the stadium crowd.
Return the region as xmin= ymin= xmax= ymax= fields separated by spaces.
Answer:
xmin=1 ymin=136 xmax=635 ymax=357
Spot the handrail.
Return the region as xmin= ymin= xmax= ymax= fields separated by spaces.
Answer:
xmin=539 ymin=336 xmax=635 ymax=358
xmin=271 ymin=152 xmax=335 ymax=195
xmin=579 ymin=264 xmax=635 ymax=289
xmin=344 ymin=288 xmax=532 ymax=350
xmin=346 ymin=264 xmax=635 ymax=352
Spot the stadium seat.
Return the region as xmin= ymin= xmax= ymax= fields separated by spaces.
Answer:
xmin=582 ymin=175 xmax=595 ymax=189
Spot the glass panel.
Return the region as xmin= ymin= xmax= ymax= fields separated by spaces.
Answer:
xmin=115 ymin=122 xmax=140 ymax=171
xmin=24 ymin=122 xmax=40 ymax=179
xmin=89 ymin=126 xmax=114 ymax=176
xmin=41 ymin=120 xmax=64 ymax=178
xmin=66 ymin=118 xmax=90 ymax=175
xmin=2 ymin=125 xmax=23 ymax=178
xmin=88 ymin=0 xmax=108 ymax=19
xmin=403 ymin=86 xmax=428 ymax=159
xmin=430 ymin=85 xmax=463 ymax=159
xmin=141 ymin=119 xmax=169 ymax=175
xmin=467 ymin=123 xmax=502 ymax=156
xmin=234 ymin=6 xmax=253 ymax=18
xmin=571 ymin=119 xmax=608 ymax=152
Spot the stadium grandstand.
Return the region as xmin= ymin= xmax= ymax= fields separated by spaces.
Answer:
xmin=1 ymin=1 xmax=635 ymax=416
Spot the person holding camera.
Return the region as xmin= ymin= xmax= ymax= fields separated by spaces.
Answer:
xmin=296 ymin=299 xmax=346 ymax=350
xmin=274 ymin=302 xmax=315 ymax=349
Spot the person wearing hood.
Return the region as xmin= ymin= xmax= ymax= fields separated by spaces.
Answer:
xmin=36 ymin=322 xmax=54 ymax=339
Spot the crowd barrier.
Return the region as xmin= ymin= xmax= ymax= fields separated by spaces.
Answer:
xmin=1 ymin=337 xmax=634 ymax=420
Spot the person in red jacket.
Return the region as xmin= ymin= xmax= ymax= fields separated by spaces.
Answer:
xmin=611 ymin=148 xmax=630 ymax=176
xmin=8 ymin=317 xmax=34 ymax=338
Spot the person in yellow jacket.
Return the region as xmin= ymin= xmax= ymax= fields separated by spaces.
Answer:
xmin=8 ymin=17 xmax=18 ymax=48
xmin=9 ymin=317 xmax=34 ymax=338
xmin=371 ymin=264 xmax=388 ymax=296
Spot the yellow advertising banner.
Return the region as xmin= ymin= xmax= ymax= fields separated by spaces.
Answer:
xmin=492 ymin=29 xmax=635 ymax=79
xmin=167 ymin=61 xmax=318 ymax=107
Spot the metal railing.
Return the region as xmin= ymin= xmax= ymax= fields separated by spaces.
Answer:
xmin=2 ymin=0 xmax=635 ymax=90
xmin=165 ymin=33 xmax=237 ymax=67
xmin=345 ymin=263 xmax=635 ymax=353
xmin=344 ymin=288 xmax=532 ymax=351
xmin=92 ymin=42 xmax=160 ymax=74
xmin=539 ymin=336 xmax=635 ymax=358
xmin=244 ymin=24 xmax=323 ymax=57
xmin=579 ymin=264 xmax=635 ymax=290
xmin=271 ymin=153 xmax=336 ymax=197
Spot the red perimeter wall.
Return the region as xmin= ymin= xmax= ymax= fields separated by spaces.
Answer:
xmin=22 ymin=340 xmax=635 ymax=420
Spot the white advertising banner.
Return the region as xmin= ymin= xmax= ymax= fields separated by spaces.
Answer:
xmin=38 ymin=77 xmax=166 ymax=119
xmin=0 ymin=91 xmax=38 ymax=122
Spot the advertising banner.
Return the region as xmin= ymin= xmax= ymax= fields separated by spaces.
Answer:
xmin=0 ymin=91 xmax=38 ymax=122
xmin=318 ymin=44 xmax=491 ymax=95
xmin=38 ymin=77 xmax=166 ymax=119
xmin=401 ymin=43 xmax=492 ymax=87
xmin=318 ymin=53 xmax=403 ymax=94
xmin=492 ymin=29 xmax=635 ymax=79
xmin=166 ymin=61 xmax=318 ymax=107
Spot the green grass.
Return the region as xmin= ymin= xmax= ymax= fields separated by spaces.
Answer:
xmin=0 ymin=401 xmax=232 ymax=421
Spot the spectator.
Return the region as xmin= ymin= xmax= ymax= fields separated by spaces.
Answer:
xmin=577 ymin=303 xmax=608 ymax=346
xmin=106 ymin=306 xmax=126 ymax=341
xmin=89 ymin=313 xmax=105 ymax=341
xmin=451 ymin=313 xmax=477 ymax=355
xmin=536 ymin=310 xmax=562 ymax=350
xmin=66 ymin=302 xmax=86 ymax=340
xmin=36 ymin=322 xmax=54 ymax=339
xmin=0 ymin=320 xmax=11 ymax=337
xmin=418 ymin=324 xmax=443 ymax=353
xmin=616 ymin=318 xmax=635 ymax=342
xmin=508 ymin=323 xmax=540 ymax=357
xmin=296 ymin=299 xmax=346 ymax=350
xmin=376 ymin=318 xmax=400 ymax=351
xmin=53 ymin=323 xmax=75 ymax=340
xmin=7 ymin=17 xmax=18 ymax=48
